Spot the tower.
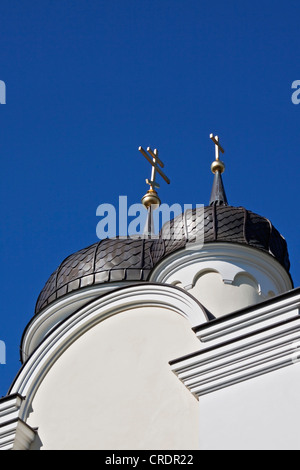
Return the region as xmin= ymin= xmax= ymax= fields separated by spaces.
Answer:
xmin=0 ymin=137 xmax=298 ymax=450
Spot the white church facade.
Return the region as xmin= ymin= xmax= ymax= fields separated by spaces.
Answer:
xmin=0 ymin=138 xmax=299 ymax=450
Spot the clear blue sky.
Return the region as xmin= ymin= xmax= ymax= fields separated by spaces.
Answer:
xmin=0 ymin=0 xmax=299 ymax=397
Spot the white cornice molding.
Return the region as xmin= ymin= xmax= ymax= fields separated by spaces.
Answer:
xmin=10 ymin=283 xmax=208 ymax=422
xmin=22 ymin=283 xmax=208 ymax=362
xmin=0 ymin=395 xmax=36 ymax=450
xmin=195 ymin=289 xmax=300 ymax=346
xmin=21 ymin=281 xmax=135 ymax=363
xmin=149 ymin=243 xmax=292 ymax=295
xmin=170 ymin=289 xmax=300 ymax=398
xmin=0 ymin=394 xmax=24 ymax=426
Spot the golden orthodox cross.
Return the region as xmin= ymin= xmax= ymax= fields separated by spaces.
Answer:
xmin=138 ymin=146 xmax=170 ymax=190
xmin=210 ymin=133 xmax=225 ymax=161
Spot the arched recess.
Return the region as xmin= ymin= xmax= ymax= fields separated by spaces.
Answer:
xmin=191 ymin=268 xmax=222 ymax=289
xmin=232 ymin=272 xmax=261 ymax=293
xmin=9 ymin=283 xmax=208 ymax=422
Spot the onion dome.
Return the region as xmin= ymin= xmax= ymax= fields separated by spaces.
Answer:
xmin=34 ymin=138 xmax=292 ymax=315
xmin=35 ymin=238 xmax=155 ymax=314
xmin=150 ymin=205 xmax=291 ymax=274
xmin=35 ymin=204 xmax=291 ymax=315
xmin=152 ymin=134 xmax=291 ymax=274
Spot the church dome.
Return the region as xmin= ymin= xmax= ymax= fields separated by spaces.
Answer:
xmin=35 ymin=204 xmax=291 ymax=315
xmin=151 ymin=205 xmax=291 ymax=272
xmin=34 ymin=138 xmax=292 ymax=315
xmin=35 ymin=238 xmax=155 ymax=314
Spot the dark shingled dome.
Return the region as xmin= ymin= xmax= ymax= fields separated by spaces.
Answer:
xmin=35 ymin=205 xmax=291 ymax=315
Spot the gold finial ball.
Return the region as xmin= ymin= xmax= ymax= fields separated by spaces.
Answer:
xmin=141 ymin=189 xmax=161 ymax=209
xmin=211 ymin=160 xmax=225 ymax=174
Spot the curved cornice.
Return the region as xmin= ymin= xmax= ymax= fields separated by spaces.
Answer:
xmin=21 ymin=281 xmax=135 ymax=363
xmin=11 ymin=283 xmax=208 ymax=421
xmin=149 ymin=242 xmax=293 ymax=295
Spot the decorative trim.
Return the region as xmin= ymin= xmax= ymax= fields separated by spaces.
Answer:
xmin=149 ymin=243 xmax=292 ymax=295
xmin=21 ymin=281 xmax=136 ymax=362
xmin=195 ymin=289 xmax=300 ymax=346
xmin=9 ymin=283 xmax=208 ymax=422
xmin=170 ymin=289 xmax=300 ymax=398
xmin=0 ymin=395 xmax=36 ymax=450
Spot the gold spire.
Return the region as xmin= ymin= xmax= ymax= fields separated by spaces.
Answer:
xmin=138 ymin=146 xmax=170 ymax=209
xmin=209 ymin=133 xmax=228 ymax=206
xmin=210 ymin=133 xmax=225 ymax=174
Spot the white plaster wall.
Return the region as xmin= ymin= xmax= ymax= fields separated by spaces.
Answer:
xmin=27 ymin=306 xmax=201 ymax=450
xmin=189 ymin=271 xmax=261 ymax=317
xmin=198 ymin=361 xmax=300 ymax=450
